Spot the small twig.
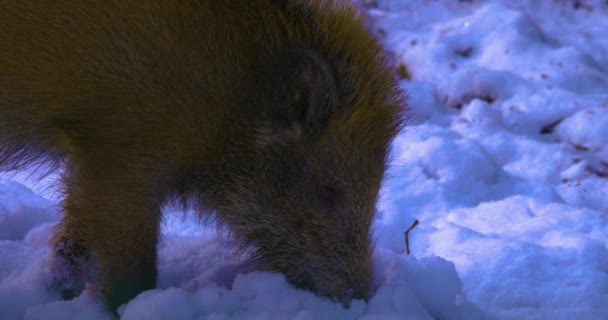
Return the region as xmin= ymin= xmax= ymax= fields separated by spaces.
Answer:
xmin=404 ymin=219 xmax=419 ymax=255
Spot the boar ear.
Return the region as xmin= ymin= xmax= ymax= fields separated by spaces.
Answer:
xmin=260 ymin=49 xmax=337 ymax=144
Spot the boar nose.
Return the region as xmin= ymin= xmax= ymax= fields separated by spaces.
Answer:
xmin=338 ymin=283 xmax=370 ymax=308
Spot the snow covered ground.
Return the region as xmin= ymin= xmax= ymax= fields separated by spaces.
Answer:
xmin=1 ymin=0 xmax=608 ymax=319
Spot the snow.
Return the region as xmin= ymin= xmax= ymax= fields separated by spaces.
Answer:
xmin=1 ymin=0 xmax=608 ymax=319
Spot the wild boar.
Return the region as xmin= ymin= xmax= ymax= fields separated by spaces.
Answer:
xmin=0 ymin=0 xmax=406 ymax=312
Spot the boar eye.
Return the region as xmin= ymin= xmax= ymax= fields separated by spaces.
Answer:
xmin=319 ymin=181 xmax=343 ymax=209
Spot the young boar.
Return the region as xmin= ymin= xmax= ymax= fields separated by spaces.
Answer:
xmin=0 ymin=0 xmax=406 ymax=313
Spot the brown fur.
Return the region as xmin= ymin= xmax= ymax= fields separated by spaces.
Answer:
xmin=0 ymin=0 xmax=406 ymax=313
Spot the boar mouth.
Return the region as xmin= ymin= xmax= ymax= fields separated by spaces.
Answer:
xmin=240 ymin=248 xmax=367 ymax=306
xmin=291 ymin=273 xmax=317 ymax=292
xmin=290 ymin=271 xmax=363 ymax=308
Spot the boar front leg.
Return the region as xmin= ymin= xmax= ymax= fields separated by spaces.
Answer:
xmin=50 ymin=204 xmax=91 ymax=300
xmin=57 ymin=160 xmax=163 ymax=313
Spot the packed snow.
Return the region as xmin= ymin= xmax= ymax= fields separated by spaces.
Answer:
xmin=1 ymin=0 xmax=607 ymax=319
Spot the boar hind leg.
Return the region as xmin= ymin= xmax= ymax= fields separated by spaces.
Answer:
xmin=58 ymin=162 xmax=162 ymax=312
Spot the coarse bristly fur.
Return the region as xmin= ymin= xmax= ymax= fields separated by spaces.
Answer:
xmin=0 ymin=0 xmax=407 ymax=314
